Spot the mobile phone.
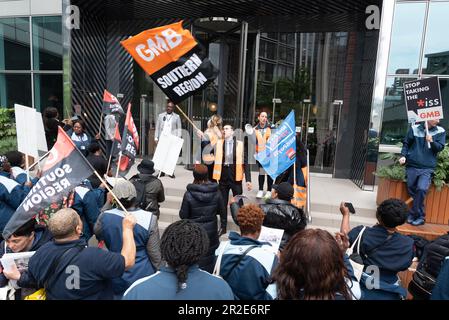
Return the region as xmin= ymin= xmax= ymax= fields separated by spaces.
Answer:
xmin=345 ymin=202 xmax=356 ymax=214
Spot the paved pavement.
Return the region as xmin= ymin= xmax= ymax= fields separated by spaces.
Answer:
xmin=122 ymin=159 xmax=378 ymax=237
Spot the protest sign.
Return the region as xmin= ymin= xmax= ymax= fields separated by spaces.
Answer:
xmin=152 ymin=133 xmax=184 ymax=176
xmin=255 ymin=110 xmax=296 ymax=180
xmin=403 ymin=77 xmax=443 ymax=123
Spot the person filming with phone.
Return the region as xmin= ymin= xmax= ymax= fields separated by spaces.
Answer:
xmin=229 ymin=182 xmax=307 ymax=250
xmin=338 ymin=199 xmax=415 ymax=300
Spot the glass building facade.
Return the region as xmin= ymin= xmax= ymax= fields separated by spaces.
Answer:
xmin=1 ymin=0 xmax=448 ymax=189
xmin=0 ymin=13 xmax=63 ymax=115
xmin=380 ymin=1 xmax=449 ymax=147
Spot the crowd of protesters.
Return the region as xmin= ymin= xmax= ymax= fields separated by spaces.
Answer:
xmin=0 ymin=110 xmax=448 ymax=301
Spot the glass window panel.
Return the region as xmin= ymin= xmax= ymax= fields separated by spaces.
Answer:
xmin=381 ymin=77 xmax=449 ymax=145
xmin=422 ymin=2 xmax=449 ymax=75
xmin=387 ymin=2 xmax=426 ymax=75
xmin=380 ymin=77 xmax=417 ymax=145
xmin=0 ymin=18 xmax=30 ymax=70
xmin=0 ymin=73 xmax=31 ymax=107
xmin=438 ymin=78 xmax=449 ymax=130
xmin=32 ymin=16 xmax=62 ymax=70
xmin=34 ymin=74 xmax=63 ymax=114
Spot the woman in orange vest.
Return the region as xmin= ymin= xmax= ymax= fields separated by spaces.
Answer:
xmin=198 ymin=115 xmax=223 ymax=181
xmin=254 ymin=112 xmax=276 ymax=199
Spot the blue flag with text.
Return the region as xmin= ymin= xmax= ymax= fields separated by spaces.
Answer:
xmin=255 ymin=110 xmax=296 ymax=180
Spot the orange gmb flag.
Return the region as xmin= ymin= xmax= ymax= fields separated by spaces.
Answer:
xmin=121 ymin=21 xmax=218 ymax=104
xmin=120 ymin=21 xmax=197 ymax=76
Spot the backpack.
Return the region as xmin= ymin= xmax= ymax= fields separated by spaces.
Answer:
xmin=408 ymin=233 xmax=449 ymax=299
xmin=131 ymin=178 xmax=148 ymax=210
xmin=408 ymin=235 xmax=430 ymax=261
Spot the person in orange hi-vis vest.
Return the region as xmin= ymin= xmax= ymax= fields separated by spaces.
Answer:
xmin=197 ymin=115 xmax=223 ymax=182
xmin=254 ymin=112 xmax=276 ymax=199
xmin=274 ymin=135 xmax=308 ymax=208
xmin=213 ymin=124 xmax=252 ymax=235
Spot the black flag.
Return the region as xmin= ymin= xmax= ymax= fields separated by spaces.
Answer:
xmin=3 ymin=127 xmax=94 ymax=239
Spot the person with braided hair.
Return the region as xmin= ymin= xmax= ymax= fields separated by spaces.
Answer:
xmin=123 ymin=220 xmax=234 ymax=300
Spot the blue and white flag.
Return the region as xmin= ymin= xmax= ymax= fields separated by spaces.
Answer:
xmin=255 ymin=110 xmax=296 ymax=180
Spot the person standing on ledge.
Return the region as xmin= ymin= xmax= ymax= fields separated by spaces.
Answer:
xmin=399 ymin=120 xmax=445 ymax=226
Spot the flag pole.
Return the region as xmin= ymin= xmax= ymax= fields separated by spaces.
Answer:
xmin=98 ymin=113 xmax=104 ymax=136
xmin=64 ymin=130 xmax=130 ymax=215
xmin=116 ymin=152 xmax=123 ymax=179
xmin=24 ymin=154 xmax=31 ymax=183
xmin=106 ymin=143 xmax=114 ymax=176
xmin=425 ymin=120 xmax=431 ymax=149
xmin=92 ymin=169 xmax=130 ymax=215
xmin=28 ymin=151 xmax=51 ymax=171
xmin=175 ymin=104 xmax=200 ymax=132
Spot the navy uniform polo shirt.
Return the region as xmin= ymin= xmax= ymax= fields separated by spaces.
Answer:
xmin=348 ymin=224 xmax=414 ymax=283
xmin=25 ymin=239 xmax=125 ymax=300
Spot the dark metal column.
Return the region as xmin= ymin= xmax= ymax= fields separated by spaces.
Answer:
xmin=237 ymin=21 xmax=248 ymax=129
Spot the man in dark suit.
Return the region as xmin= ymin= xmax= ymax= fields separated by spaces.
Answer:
xmin=213 ymin=124 xmax=252 ymax=234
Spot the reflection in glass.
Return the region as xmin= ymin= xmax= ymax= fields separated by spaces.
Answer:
xmin=34 ymin=74 xmax=63 ymax=114
xmin=422 ymin=2 xmax=449 ymax=75
xmin=437 ymin=79 xmax=449 ymax=130
xmin=0 ymin=73 xmax=31 ymax=107
xmin=255 ymin=32 xmax=347 ymax=174
xmin=387 ymin=2 xmax=426 ymax=75
xmin=381 ymin=77 xmax=449 ymax=145
xmin=0 ymin=18 xmax=30 ymax=70
xmin=32 ymin=16 xmax=63 ymax=70
xmin=381 ymin=77 xmax=417 ymax=145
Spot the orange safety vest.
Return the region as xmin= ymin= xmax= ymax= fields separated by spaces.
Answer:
xmin=292 ymin=166 xmax=308 ymax=208
xmin=255 ymin=126 xmax=271 ymax=153
xmin=213 ymin=139 xmax=244 ymax=182
xmin=202 ymin=131 xmax=219 ymax=163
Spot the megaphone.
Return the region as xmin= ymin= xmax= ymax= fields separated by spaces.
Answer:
xmin=245 ymin=124 xmax=254 ymax=135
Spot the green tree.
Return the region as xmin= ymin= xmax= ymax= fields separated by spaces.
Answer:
xmin=0 ymin=108 xmax=17 ymax=154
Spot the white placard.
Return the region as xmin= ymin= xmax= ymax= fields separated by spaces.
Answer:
xmin=14 ymin=104 xmax=48 ymax=158
xmin=152 ymin=133 xmax=184 ymax=176
xmin=258 ymin=226 xmax=284 ymax=253
xmin=15 ymin=104 xmax=38 ymax=158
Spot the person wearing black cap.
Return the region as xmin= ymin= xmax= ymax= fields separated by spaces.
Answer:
xmin=129 ymin=159 xmax=165 ymax=218
xmin=230 ymin=182 xmax=307 ymax=251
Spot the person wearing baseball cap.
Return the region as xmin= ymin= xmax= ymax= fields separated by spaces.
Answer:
xmin=230 ymin=182 xmax=306 ymax=250
xmin=129 ymin=159 xmax=165 ymax=218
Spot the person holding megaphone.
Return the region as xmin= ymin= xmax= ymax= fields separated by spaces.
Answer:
xmin=251 ymin=112 xmax=276 ymax=199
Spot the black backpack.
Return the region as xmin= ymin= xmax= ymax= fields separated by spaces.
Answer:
xmin=408 ymin=233 xmax=449 ymax=300
xmin=132 ymin=178 xmax=148 ymax=210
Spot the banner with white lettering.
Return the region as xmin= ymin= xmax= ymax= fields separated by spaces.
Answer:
xmin=403 ymin=76 xmax=443 ymax=123
xmin=2 ymin=127 xmax=94 ymax=239
xmin=120 ymin=21 xmax=218 ymax=103
xmin=103 ymin=90 xmax=124 ymax=115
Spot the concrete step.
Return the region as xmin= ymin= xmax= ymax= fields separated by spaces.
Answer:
xmin=308 ymin=211 xmax=377 ymax=230
xmin=163 ymin=195 xmax=184 ymax=209
xmin=311 ymin=203 xmax=376 ymax=219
